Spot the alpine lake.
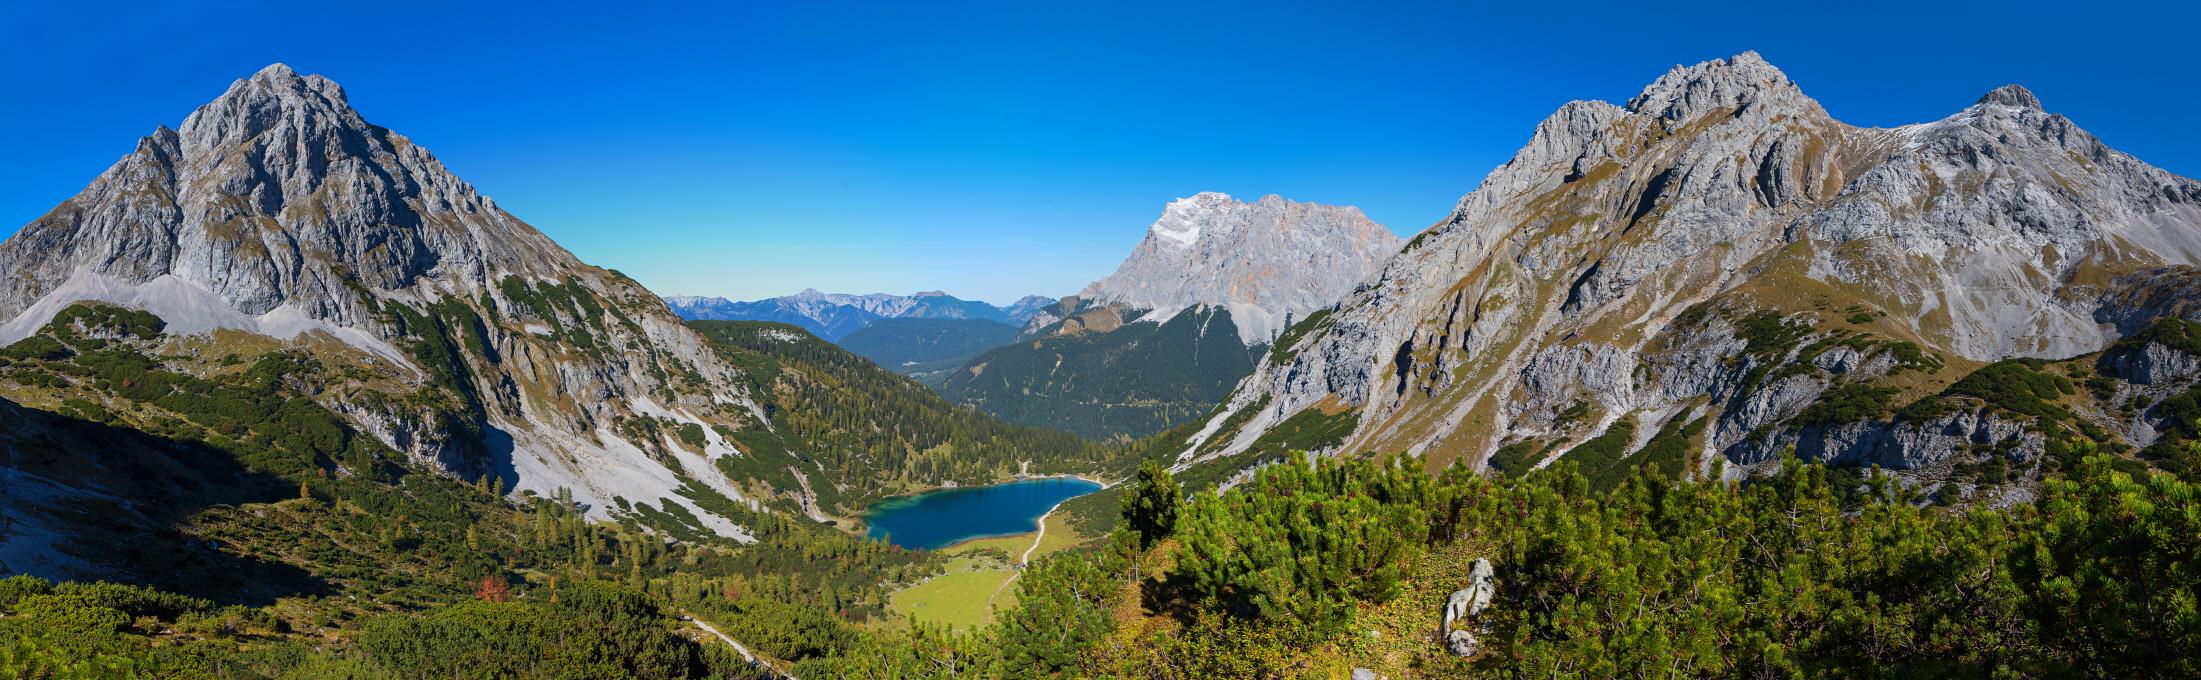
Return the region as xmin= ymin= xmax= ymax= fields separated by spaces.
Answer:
xmin=863 ymin=477 xmax=1103 ymax=550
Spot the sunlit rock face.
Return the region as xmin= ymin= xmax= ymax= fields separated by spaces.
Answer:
xmin=0 ymin=64 xmax=772 ymax=540
xmin=1080 ymin=191 xmax=1401 ymax=346
xmin=1180 ymin=52 xmax=2201 ymax=493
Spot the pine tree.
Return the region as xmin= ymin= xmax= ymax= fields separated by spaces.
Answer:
xmin=1121 ymin=460 xmax=1181 ymax=550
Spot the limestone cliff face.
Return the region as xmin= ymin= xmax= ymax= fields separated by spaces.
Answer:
xmin=0 ymin=65 xmax=766 ymax=538
xmin=1080 ymin=192 xmax=1401 ymax=345
xmin=934 ymin=192 xmax=1399 ymax=439
xmin=1182 ymin=52 xmax=2201 ymax=492
xmin=0 ymin=64 xmax=576 ymax=331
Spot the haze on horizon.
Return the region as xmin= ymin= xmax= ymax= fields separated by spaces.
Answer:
xmin=3 ymin=0 xmax=2197 ymax=305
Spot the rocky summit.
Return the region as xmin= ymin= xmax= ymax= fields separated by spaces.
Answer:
xmin=1177 ymin=52 xmax=2201 ymax=496
xmin=1079 ymin=192 xmax=1402 ymax=345
xmin=934 ymin=192 xmax=1399 ymax=440
xmin=0 ymin=64 xmax=781 ymax=539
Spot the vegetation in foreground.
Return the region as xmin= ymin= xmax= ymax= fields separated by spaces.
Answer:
xmin=8 ymin=435 xmax=2197 ymax=678
xmin=798 ymin=438 xmax=2201 ymax=678
xmin=6 ymin=305 xmax=2198 ymax=678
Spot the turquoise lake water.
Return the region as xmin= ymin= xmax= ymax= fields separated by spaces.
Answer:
xmin=863 ymin=477 xmax=1103 ymax=550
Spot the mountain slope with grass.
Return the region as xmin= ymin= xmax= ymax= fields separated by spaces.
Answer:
xmin=838 ymin=317 xmax=1020 ymax=374
xmin=1176 ymin=52 xmax=2201 ymax=500
xmin=685 ymin=319 xmax=1123 ymax=515
xmin=0 ymin=64 xmax=1124 ymax=580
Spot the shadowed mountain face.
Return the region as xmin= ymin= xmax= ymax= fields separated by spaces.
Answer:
xmin=935 ymin=304 xmax=1263 ymax=440
xmin=0 ymin=394 xmax=328 ymax=604
xmin=1176 ymin=52 xmax=2201 ymax=496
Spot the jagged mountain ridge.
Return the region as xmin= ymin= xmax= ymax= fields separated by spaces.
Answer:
xmin=1179 ymin=52 xmax=2201 ymax=492
xmin=1078 ymin=192 xmax=1402 ymax=345
xmin=665 ymin=289 xmax=1052 ymax=340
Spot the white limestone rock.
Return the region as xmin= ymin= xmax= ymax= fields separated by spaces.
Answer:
xmin=1176 ymin=51 xmax=2201 ymax=496
xmin=1442 ymin=558 xmax=1498 ymax=657
xmin=1081 ymin=192 xmax=1402 ymax=345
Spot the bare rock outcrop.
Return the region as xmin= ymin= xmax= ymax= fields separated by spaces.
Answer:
xmin=1081 ymin=192 xmax=1401 ymax=345
xmin=1442 ymin=558 xmax=1498 ymax=657
xmin=1176 ymin=51 xmax=2201 ymax=494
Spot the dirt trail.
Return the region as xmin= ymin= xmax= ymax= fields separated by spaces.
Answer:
xmin=983 ymin=499 xmax=1074 ymax=612
xmin=688 ymin=614 xmax=794 ymax=679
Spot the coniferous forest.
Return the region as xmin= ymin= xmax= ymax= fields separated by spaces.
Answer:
xmin=7 ymin=12 xmax=2201 ymax=679
xmin=9 ymin=424 xmax=2197 ymax=677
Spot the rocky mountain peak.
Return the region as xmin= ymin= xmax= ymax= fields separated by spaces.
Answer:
xmin=1975 ymin=83 xmax=2043 ymax=110
xmin=1080 ymin=192 xmax=1401 ymax=345
xmin=1178 ymin=51 xmax=2201 ymax=487
xmin=1147 ymin=191 xmax=1238 ymax=246
xmin=1624 ymin=50 xmax=1819 ymax=122
xmin=0 ymin=64 xmax=768 ymax=539
xmin=181 ymin=63 xmax=359 ymax=151
xmin=0 ymin=64 xmax=585 ymax=339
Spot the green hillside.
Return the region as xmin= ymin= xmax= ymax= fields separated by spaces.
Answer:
xmin=837 ymin=317 xmax=1020 ymax=374
xmin=687 ymin=320 xmax=1129 ymax=513
xmin=934 ymin=306 xmax=1261 ymax=440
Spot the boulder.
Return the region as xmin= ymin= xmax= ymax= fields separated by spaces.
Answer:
xmin=1441 ymin=558 xmax=1497 ymax=656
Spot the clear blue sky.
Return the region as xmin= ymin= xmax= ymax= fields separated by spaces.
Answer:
xmin=3 ymin=1 xmax=2195 ymax=304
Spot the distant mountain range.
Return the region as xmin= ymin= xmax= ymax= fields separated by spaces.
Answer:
xmin=663 ymin=289 xmax=1052 ymax=340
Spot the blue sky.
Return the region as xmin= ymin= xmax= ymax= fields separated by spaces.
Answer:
xmin=2 ymin=1 xmax=2195 ymax=304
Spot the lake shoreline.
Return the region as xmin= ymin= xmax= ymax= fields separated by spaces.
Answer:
xmin=863 ymin=477 xmax=1103 ymax=551
xmin=1008 ymin=471 xmax=1114 ymax=489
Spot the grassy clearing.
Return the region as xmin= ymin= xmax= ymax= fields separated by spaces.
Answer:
xmin=892 ymin=514 xmax=1091 ymax=628
xmin=947 ymin=508 xmax=1088 ymax=558
xmin=888 ymin=564 xmax=1016 ymax=630
xmin=945 ymin=534 xmax=1028 ymax=558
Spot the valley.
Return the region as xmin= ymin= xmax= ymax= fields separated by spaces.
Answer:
xmin=1 ymin=40 xmax=2197 ymax=680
